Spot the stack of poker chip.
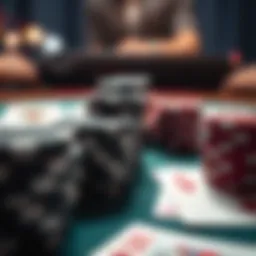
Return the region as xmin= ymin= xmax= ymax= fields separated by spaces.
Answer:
xmin=90 ymin=74 xmax=149 ymax=119
xmin=0 ymin=102 xmax=83 ymax=255
xmin=145 ymin=95 xmax=201 ymax=153
xmin=76 ymin=74 xmax=149 ymax=212
xmin=75 ymin=117 xmax=142 ymax=212
xmin=200 ymin=101 xmax=256 ymax=212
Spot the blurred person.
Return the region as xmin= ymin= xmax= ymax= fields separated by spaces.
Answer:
xmin=0 ymin=23 xmax=65 ymax=83
xmin=86 ymin=0 xmax=201 ymax=56
xmin=0 ymin=0 xmax=201 ymax=83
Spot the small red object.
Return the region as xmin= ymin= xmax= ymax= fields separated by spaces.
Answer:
xmin=229 ymin=50 xmax=242 ymax=66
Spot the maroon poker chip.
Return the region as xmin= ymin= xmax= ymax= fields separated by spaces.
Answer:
xmin=146 ymin=96 xmax=201 ymax=152
xmin=201 ymin=102 xmax=256 ymax=208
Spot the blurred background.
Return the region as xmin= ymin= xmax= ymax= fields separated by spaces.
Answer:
xmin=0 ymin=0 xmax=256 ymax=60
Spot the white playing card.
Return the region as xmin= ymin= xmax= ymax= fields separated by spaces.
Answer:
xmin=0 ymin=100 xmax=86 ymax=128
xmin=91 ymin=223 xmax=256 ymax=256
xmin=153 ymin=187 xmax=179 ymax=220
xmin=153 ymin=224 xmax=256 ymax=256
xmin=152 ymin=170 xmax=180 ymax=219
xmin=0 ymin=103 xmax=61 ymax=127
xmin=169 ymin=166 xmax=256 ymax=227
xmin=91 ymin=223 xmax=158 ymax=256
xmin=151 ymin=165 xmax=197 ymax=220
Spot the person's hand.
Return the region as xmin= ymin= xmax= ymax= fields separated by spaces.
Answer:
xmin=0 ymin=53 xmax=38 ymax=83
xmin=222 ymin=66 xmax=256 ymax=95
xmin=23 ymin=24 xmax=45 ymax=47
xmin=116 ymin=38 xmax=149 ymax=56
xmin=3 ymin=30 xmax=21 ymax=52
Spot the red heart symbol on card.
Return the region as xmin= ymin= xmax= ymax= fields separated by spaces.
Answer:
xmin=173 ymin=174 xmax=197 ymax=194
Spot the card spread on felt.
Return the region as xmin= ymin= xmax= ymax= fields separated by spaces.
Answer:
xmin=0 ymin=100 xmax=86 ymax=128
xmin=91 ymin=223 xmax=256 ymax=256
xmin=153 ymin=165 xmax=256 ymax=226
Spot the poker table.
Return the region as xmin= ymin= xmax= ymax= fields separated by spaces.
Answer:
xmin=0 ymin=89 xmax=255 ymax=256
xmin=39 ymin=55 xmax=233 ymax=90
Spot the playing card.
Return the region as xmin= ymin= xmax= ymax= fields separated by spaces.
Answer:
xmin=169 ymin=166 xmax=256 ymax=227
xmin=91 ymin=223 xmax=256 ymax=256
xmin=0 ymin=99 xmax=86 ymax=128
xmin=151 ymin=165 xmax=197 ymax=220
xmin=91 ymin=224 xmax=157 ymax=256
xmin=152 ymin=170 xmax=180 ymax=219
xmin=153 ymin=187 xmax=180 ymax=220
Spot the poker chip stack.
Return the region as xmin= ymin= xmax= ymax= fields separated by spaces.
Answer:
xmin=90 ymin=74 xmax=149 ymax=119
xmin=0 ymin=104 xmax=83 ymax=256
xmin=75 ymin=117 xmax=142 ymax=212
xmin=76 ymin=74 xmax=149 ymax=212
xmin=200 ymin=101 xmax=256 ymax=212
xmin=146 ymin=96 xmax=201 ymax=154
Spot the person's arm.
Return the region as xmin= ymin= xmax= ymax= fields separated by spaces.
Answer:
xmin=117 ymin=0 xmax=201 ymax=56
xmin=0 ymin=53 xmax=39 ymax=83
xmin=222 ymin=65 xmax=256 ymax=95
xmin=0 ymin=51 xmax=79 ymax=84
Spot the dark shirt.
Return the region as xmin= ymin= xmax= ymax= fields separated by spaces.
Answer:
xmin=38 ymin=0 xmax=200 ymax=84
xmin=86 ymin=0 xmax=198 ymax=49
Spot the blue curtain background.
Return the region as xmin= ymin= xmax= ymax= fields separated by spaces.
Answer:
xmin=0 ymin=0 xmax=256 ymax=61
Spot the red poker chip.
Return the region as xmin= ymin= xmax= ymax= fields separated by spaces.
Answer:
xmin=144 ymin=100 xmax=166 ymax=142
xmin=146 ymin=95 xmax=200 ymax=152
xmin=163 ymin=107 xmax=199 ymax=152
xmin=201 ymin=104 xmax=256 ymax=199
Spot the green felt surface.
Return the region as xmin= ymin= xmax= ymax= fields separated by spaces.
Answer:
xmin=61 ymin=147 xmax=256 ymax=256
